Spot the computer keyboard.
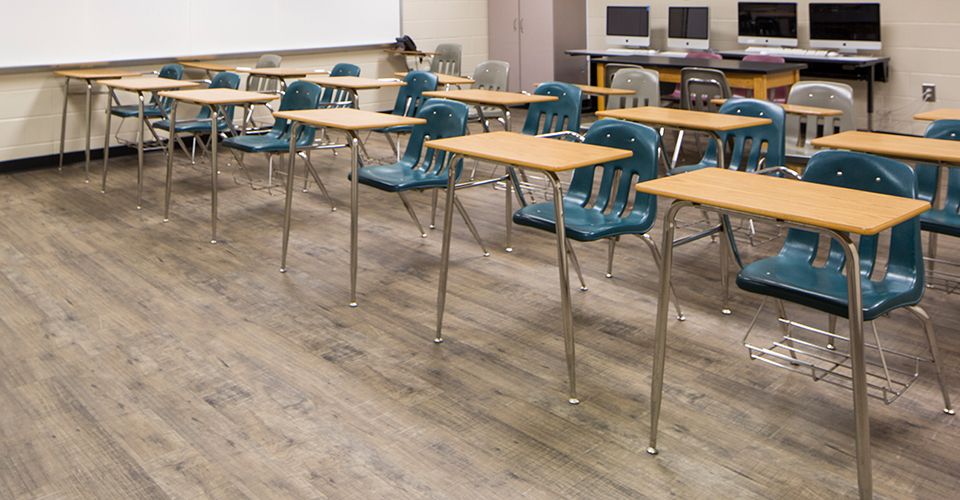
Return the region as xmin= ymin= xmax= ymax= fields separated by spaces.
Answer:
xmin=605 ymin=48 xmax=659 ymax=56
xmin=658 ymin=51 xmax=691 ymax=58
xmin=745 ymin=47 xmax=838 ymax=57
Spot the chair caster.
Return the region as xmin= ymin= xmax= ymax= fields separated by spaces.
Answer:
xmin=579 ymin=286 xmax=588 ymax=292
xmin=482 ymin=252 xmax=491 ymax=257
xmin=568 ymin=397 xmax=580 ymax=405
xmin=433 ymin=337 xmax=444 ymax=344
xmin=429 ymin=224 xmax=436 ymax=229
xmin=605 ymin=273 xmax=613 ymax=278
xmin=505 ymin=247 xmax=513 ymax=253
xmin=349 ymin=302 xmax=358 ymax=308
xmin=676 ymin=313 xmax=686 ymax=321
xmin=721 ymin=308 xmax=732 ymax=315
xmin=945 ymin=408 xmax=956 ymax=415
xmin=646 ymin=447 xmax=658 ymax=455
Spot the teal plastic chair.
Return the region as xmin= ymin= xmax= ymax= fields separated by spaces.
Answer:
xmin=672 ymin=98 xmax=786 ymax=175
xmin=372 ymin=70 xmax=438 ymax=161
xmin=222 ymin=80 xmax=334 ymax=209
xmin=154 ymin=71 xmax=241 ymax=163
xmin=736 ymin=150 xmax=952 ymax=412
xmin=353 ymin=99 xmax=488 ymax=254
xmin=522 ymin=82 xmax=582 ymax=136
xmin=916 ymin=120 xmax=960 ymax=237
xmin=511 ymin=119 xmax=684 ymax=317
xmin=110 ymin=64 xmax=184 ymax=119
xmin=320 ymin=63 xmax=362 ymax=107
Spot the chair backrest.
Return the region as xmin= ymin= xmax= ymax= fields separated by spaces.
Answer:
xmin=680 ymin=67 xmax=731 ymax=112
xmin=390 ymin=70 xmax=438 ymax=118
xmin=607 ymin=68 xmax=661 ymax=109
xmin=271 ymin=80 xmax=322 ymax=147
xmin=321 ymin=63 xmax=362 ymax=105
xmin=430 ymin=43 xmax=462 ymax=76
xmin=916 ymin=120 xmax=960 ymax=212
xmin=155 ymin=64 xmax=184 ymax=109
xmin=401 ymin=99 xmax=470 ymax=177
xmin=782 ymin=150 xmax=922 ymax=289
xmin=521 ymin=82 xmax=582 ymax=136
xmin=249 ymin=54 xmax=282 ymax=93
xmin=686 ymin=51 xmax=723 ymax=60
xmin=472 ymin=60 xmax=509 ymax=91
xmin=702 ymin=98 xmax=785 ymax=172
xmin=196 ymin=71 xmax=242 ymax=123
xmin=566 ymin=119 xmax=661 ymax=228
xmin=786 ymin=81 xmax=854 ymax=147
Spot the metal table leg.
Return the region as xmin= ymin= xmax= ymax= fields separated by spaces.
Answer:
xmin=163 ymin=101 xmax=178 ymax=222
xmin=84 ymin=80 xmax=93 ymax=182
xmin=210 ymin=105 xmax=220 ymax=243
xmin=348 ymin=131 xmax=361 ymax=307
xmin=136 ymin=92 xmax=145 ymax=210
xmin=546 ymin=171 xmax=579 ymax=405
xmin=280 ymin=123 xmax=300 ymax=273
xmin=435 ymin=154 xmax=462 ymax=343
xmin=58 ymin=77 xmax=71 ymax=172
xmin=101 ymin=94 xmax=112 ymax=193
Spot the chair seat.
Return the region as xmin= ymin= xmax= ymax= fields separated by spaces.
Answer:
xmin=352 ymin=162 xmax=447 ymax=192
xmin=513 ymin=201 xmax=654 ymax=241
xmin=111 ymin=104 xmax=166 ymax=118
xmin=371 ymin=125 xmax=415 ymax=135
xmin=222 ymin=133 xmax=298 ymax=153
xmin=153 ymin=119 xmax=230 ymax=134
xmin=737 ymin=256 xmax=923 ymax=321
xmin=670 ymin=159 xmax=718 ymax=175
xmin=921 ymin=208 xmax=960 ymax=237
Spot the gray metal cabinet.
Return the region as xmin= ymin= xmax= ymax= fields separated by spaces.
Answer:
xmin=488 ymin=0 xmax=586 ymax=92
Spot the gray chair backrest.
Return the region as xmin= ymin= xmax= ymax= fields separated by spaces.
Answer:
xmin=249 ymin=54 xmax=282 ymax=93
xmin=607 ymin=68 xmax=661 ymax=109
xmin=786 ymin=81 xmax=855 ymax=147
xmin=472 ymin=60 xmax=509 ymax=91
xmin=680 ymin=67 xmax=731 ymax=112
xmin=430 ymin=43 xmax=462 ymax=76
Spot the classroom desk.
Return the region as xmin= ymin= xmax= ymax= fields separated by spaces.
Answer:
xmin=394 ymin=72 xmax=475 ymax=87
xmin=98 ymin=77 xmax=200 ymax=209
xmin=565 ymin=51 xmax=806 ymax=110
xmin=303 ymin=76 xmax=407 ymax=109
xmin=712 ymin=98 xmax=844 ymax=148
xmin=272 ymin=108 xmax=425 ymax=306
xmin=596 ymin=106 xmax=772 ymax=169
xmin=425 ymin=131 xmax=632 ymax=404
xmin=158 ymin=88 xmax=278 ymax=243
xmin=914 ymin=109 xmax=960 ymax=121
xmin=636 ymin=167 xmax=930 ymax=500
xmin=181 ymin=61 xmax=235 ymax=79
xmin=54 ymin=68 xmax=141 ymax=180
xmin=243 ymin=67 xmax=328 ymax=92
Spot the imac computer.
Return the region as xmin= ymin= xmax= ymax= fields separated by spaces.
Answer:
xmin=667 ymin=6 xmax=710 ymax=50
xmin=809 ymin=3 xmax=881 ymax=52
xmin=738 ymin=2 xmax=798 ymax=47
xmin=606 ymin=6 xmax=651 ymax=48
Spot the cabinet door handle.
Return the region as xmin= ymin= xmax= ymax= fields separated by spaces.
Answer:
xmin=513 ymin=18 xmax=518 ymax=31
xmin=519 ymin=18 xmax=524 ymax=34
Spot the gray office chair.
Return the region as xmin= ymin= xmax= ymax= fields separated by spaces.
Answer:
xmin=248 ymin=54 xmax=282 ymax=93
xmin=608 ymin=68 xmax=661 ymax=109
xmin=468 ymin=60 xmax=510 ymax=126
xmin=672 ymin=67 xmax=732 ymax=168
xmin=785 ymin=81 xmax=854 ymax=161
xmin=430 ymin=44 xmax=462 ymax=76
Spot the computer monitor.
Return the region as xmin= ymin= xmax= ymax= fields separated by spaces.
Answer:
xmin=738 ymin=2 xmax=798 ymax=47
xmin=606 ymin=6 xmax=651 ymax=48
xmin=668 ymin=7 xmax=710 ymax=50
xmin=809 ymin=3 xmax=881 ymax=52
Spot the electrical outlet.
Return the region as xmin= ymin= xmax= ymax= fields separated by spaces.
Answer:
xmin=923 ymin=83 xmax=937 ymax=103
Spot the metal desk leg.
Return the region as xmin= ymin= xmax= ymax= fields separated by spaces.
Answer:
xmin=836 ymin=232 xmax=871 ymax=499
xmin=280 ymin=123 xmax=300 ymax=273
xmin=866 ymin=68 xmax=875 ymax=132
xmin=711 ymin=131 xmax=726 ymax=170
xmin=647 ymin=200 xmax=687 ymax=455
xmin=349 ymin=132 xmax=361 ymax=307
xmin=350 ymin=89 xmax=360 ymax=109
xmin=210 ymin=106 xmax=219 ymax=244
xmin=84 ymin=80 xmax=93 ymax=182
xmin=435 ymin=154 xmax=462 ymax=343
xmin=929 ymin=162 xmax=948 ymax=276
xmin=163 ymin=101 xmax=178 ymax=222
xmin=58 ymin=77 xmax=70 ymax=172
xmin=136 ymin=92 xmax=145 ymax=210
xmin=101 ymin=95 xmax=112 ymax=193
xmin=546 ymin=171 xmax=579 ymax=405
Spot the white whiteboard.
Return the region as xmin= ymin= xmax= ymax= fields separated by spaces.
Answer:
xmin=1 ymin=0 xmax=401 ymax=69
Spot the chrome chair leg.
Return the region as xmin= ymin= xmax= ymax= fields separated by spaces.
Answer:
xmin=775 ymin=299 xmax=800 ymax=363
xmin=827 ymin=314 xmax=839 ymax=350
xmin=565 ymin=239 xmax=588 ymax=291
xmin=429 ymin=189 xmax=439 ymax=229
xmin=928 ymin=231 xmax=939 ymax=276
xmin=398 ymin=192 xmax=427 ymax=238
xmin=453 ymin=197 xmax=490 ymax=257
xmin=907 ymin=305 xmax=955 ymax=414
xmin=605 ymin=236 xmax=619 ymax=278
xmin=385 ymin=133 xmax=400 ymax=162
xmin=641 ymin=234 xmax=685 ymax=321
xmin=191 ymin=135 xmax=198 ymax=164
xmin=671 ymin=129 xmax=685 ymax=170
xmin=300 ymin=152 xmax=336 ymax=211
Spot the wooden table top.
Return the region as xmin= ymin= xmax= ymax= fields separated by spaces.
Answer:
xmin=811 ymin=130 xmax=960 ymax=164
xmin=384 ymin=49 xmax=438 ymax=57
xmin=395 ymin=72 xmax=475 ymax=86
xmin=597 ymin=106 xmax=772 ymax=132
xmin=55 ymin=68 xmax=142 ymax=79
xmin=181 ymin=61 xmax=235 ymax=72
xmin=636 ymin=168 xmax=929 ymax=235
xmin=158 ymin=88 xmax=279 ymax=105
xmin=304 ymin=76 xmax=407 ymax=90
xmin=425 ymin=131 xmax=632 ymax=172
xmin=244 ymin=67 xmax=328 ymax=77
xmin=913 ymin=109 xmax=960 ymax=121
xmin=96 ymin=77 xmax=201 ymax=92
xmin=272 ymin=108 xmax=425 ymax=131
xmin=565 ymin=84 xmax=635 ymax=97
xmin=711 ymin=98 xmax=844 ymax=117
xmin=422 ymin=89 xmax=558 ymax=107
